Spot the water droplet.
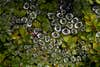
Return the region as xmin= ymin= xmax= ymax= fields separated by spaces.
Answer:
xmin=66 ymin=22 xmax=73 ymax=29
xmin=37 ymin=33 xmax=44 ymax=39
xmin=21 ymin=17 xmax=28 ymax=23
xmin=71 ymin=17 xmax=79 ymax=23
xmin=45 ymin=36 xmax=51 ymax=42
xmin=23 ymin=2 xmax=29 ymax=9
xmin=62 ymin=28 xmax=70 ymax=35
xmin=74 ymin=22 xmax=83 ymax=28
xmin=77 ymin=56 xmax=82 ymax=62
xmin=70 ymin=56 xmax=76 ymax=63
xmin=47 ymin=13 xmax=55 ymax=20
xmin=63 ymin=58 xmax=69 ymax=63
xmin=52 ymin=32 xmax=60 ymax=38
xmin=38 ymin=40 xmax=45 ymax=46
xmin=54 ymin=24 xmax=61 ymax=32
xmin=56 ymin=12 xmax=64 ymax=18
xmin=71 ymin=29 xmax=78 ymax=34
xmin=65 ymin=13 xmax=74 ymax=20
xmin=96 ymin=32 xmax=100 ymax=37
xmin=60 ymin=18 xmax=67 ymax=25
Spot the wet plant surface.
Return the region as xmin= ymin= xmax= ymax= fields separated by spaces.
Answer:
xmin=0 ymin=0 xmax=100 ymax=67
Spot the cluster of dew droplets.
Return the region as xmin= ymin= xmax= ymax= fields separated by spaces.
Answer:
xmin=8 ymin=0 xmax=92 ymax=65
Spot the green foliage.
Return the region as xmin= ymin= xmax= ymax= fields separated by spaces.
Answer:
xmin=39 ymin=0 xmax=58 ymax=12
xmin=0 ymin=0 xmax=100 ymax=66
xmin=37 ymin=15 xmax=51 ymax=32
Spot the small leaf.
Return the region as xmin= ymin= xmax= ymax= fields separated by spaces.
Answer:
xmin=93 ymin=42 xmax=100 ymax=51
xmin=19 ymin=27 xmax=27 ymax=38
xmin=80 ymin=35 xmax=87 ymax=41
xmin=88 ymin=0 xmax=94 ymax=4
xmin=96 ymin=0 xmax=100 ymax=4
xmin=0 ymin=54 xmax=5 ymax=63
xmin=86 ymin=25 xmax=92 ymax=32
xmin=41 ymin=17 xmax=51 ymax=32
xmin=32 ymin=20 xmax=41 ymax=28
xmin=63 ymin=35 xmax=72 ymax=43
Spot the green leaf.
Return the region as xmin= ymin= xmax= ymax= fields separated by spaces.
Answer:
xmin=39 ymin=0 xmax=57 ymax=12
xmin=0 ymin=54 xmax=5 ymax=63
xmin=32 ymin=20 xmax=41 ymax=28
xmin=96 ymin=0 xmax=100 ymax=4
xmin=0 ymin=8 xmax=3 ymax=15
xmin=87 ymin=0 xmax=94 ymax=4
xmin=96 ymin=22 xmax=100 ymax=27
xmin=14 ymin=9 xmax=26 ymax=17
xmin=11 ymin=64 xmax=19 ymax=67
xmin=86 ymin=25 xmax=92 ymax=32
xmin=37 ymin=15 xmax=51 ymax=32
xmin=19 ymin=27 xmax=27 ymax=38
xmin=63 ymin=35 xmax=72 ymax=43
xmin=93 ymin=42 xmax=100 ymax=51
